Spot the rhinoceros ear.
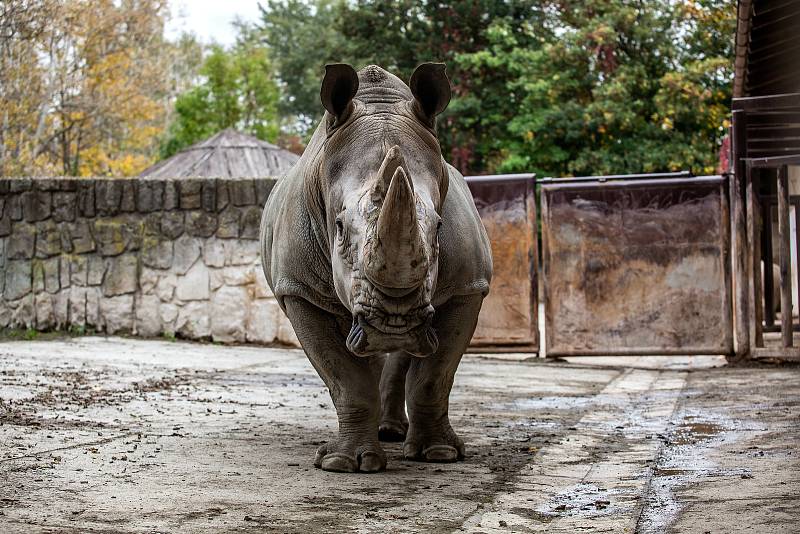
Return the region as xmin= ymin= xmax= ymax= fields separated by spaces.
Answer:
xmin=320 ymin=64 xmax=359 ymax=121
xmin=410 ymin=63 xmax=451 ymax=122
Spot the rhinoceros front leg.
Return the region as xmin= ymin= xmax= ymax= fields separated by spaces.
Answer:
xmin=283 ymin=296 xmax=386 ymax=473
xmin=404 ymin=294 xmax=483 ymax=462
xmin=378 ymin=352 xmax=411 ymax=442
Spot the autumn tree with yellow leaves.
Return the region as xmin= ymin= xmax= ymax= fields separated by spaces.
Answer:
xmin=0 ymin=0 xmax=175 ymax=177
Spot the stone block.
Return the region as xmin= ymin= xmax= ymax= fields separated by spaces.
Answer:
xmin=0 ymin=302 xmax=10 ymax=328
xmin=120 ymin=181 xmax=136 ymax=212
xmin=210 ymin=286 xmax=248 ymax=342
xmin=160 ymin=302 xmax=178 ymax=325
xmin=0 ymin=209 xmax=10 ymax=236
xmin=102 ymin=254 xmax=138 ymax=297
xmin=35 ymin=292 xmax=54 ymax=330
xmin=201 ymin=182 xmax=217 ymax=212
xmin=161 ymin=181 xmax=178 ymax=210
xmin=155 ymin=273 xmax=176 ymax=302
xmin=100 ymin=294 xmax=134 ymax=334
xmin=135 ymin=294 xmax=162 ymax=337
xmin=176 ymin=301 xmax=210 ymax=339
xmin=10 ymin=294 xmax=35 ymax=329
xmin=91 ymin=219 xmax=128 ymax=256
xmin=139 ymin=267 xmax=158 ymax=295
xmin=203 ymin=239 xmax=225 ymax=268
xmin=141 ymin=236 xmax=173 ymax=269
xmin=36 ymin=220 xmax=61 ymax=258
xmin=186 ymin=211 xmax=218 ymax=238
xmin=173 ymin=235 xmax=201 ymax=275
xmin=95 ymin=180 xmax=123 ymax=215
xmin=32 ymin=261 xmax=45 ymax=293
xmin=43 ymin=256 xmax=60 ymax=294
xmin=22 ymin=189 xmax=51 ymax=222
xmin=87 ymin=256 xmax=107 ymax=286
xmin=240 ymin=206 xmax=262 ymax=239
xmin=179 ymin=180 xmax=202 ymax=209
xmin=85 ymin=288 xmax=101 ymax=327
xmin=227 ymin=240 xmax=260 ymax=266
xmin=52 ymin=192 xmax=76 ymax=222
xmin=229 ymin=179 xmax=256 ymax=206
xmin=70 ymin=256 xmax=88 ymax=286
xmin=161 ymin=211 xmax=184 ymax=240
xmin=222 ymin=266 xmax=251 ymax=286
xmin=246 ymin=298 xmax=281 ymax=343
xmin=217 ymin=209 xmax=240 ymax=238
xmin=59 ymin=258 xmax=70 ymax=290
xmin=7 ymin=222 xmax=36 ymax=259
xmin=77 ymin=182 xmax=96 ymax=217
xmin=68 ymin=221 xmax=95 ymax=254
xmin=9 ymin=179 xmax=32 ymax=192
xmin=209 ymin=269 xmax=224 ymax=291
xmin=4 ymin=260 xmax=32 ymax=300
xmin=142 ymin=213 xmax=161 ymax=236
xmin=215 ymin=182 xmax=229 ymax=212
xmin=255 ymin=179 xmax=275 ymax=206
xmin=53 ymin=290 xmax=69 ymax=328
xmin=137 ymin=181 xmax=164 ymax=212
xmin=176 ymin=261 xmax=209 ymax=301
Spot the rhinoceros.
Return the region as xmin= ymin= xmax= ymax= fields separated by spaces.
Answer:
xmin=260 ymin=63 xmax=492 ymax=473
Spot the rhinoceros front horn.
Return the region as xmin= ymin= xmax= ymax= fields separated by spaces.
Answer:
xmin=364 ymin=150 xmax=429 ymax=291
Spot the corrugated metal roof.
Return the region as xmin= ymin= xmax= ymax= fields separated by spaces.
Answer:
xmin=734 ymin=0 xmax=800 ymax=98
xmin=139 ymin=129 xmax=300 ymax=179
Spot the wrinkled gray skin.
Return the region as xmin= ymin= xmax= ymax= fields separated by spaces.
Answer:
xmin=260 ymin=63 xmax=492 ymax=473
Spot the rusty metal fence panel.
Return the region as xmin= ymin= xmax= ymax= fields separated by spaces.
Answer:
xmin=541 ymin=175 xmax=733 ymax=356
xmin=466 ymin=174 xmax=538 ymax=351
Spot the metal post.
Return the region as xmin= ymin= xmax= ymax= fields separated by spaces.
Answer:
xmin=777 ymin=165 xmax=793 ymax=347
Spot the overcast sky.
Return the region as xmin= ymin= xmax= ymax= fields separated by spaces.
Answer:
xmin=166 ymin=0 xmax=264 ymax=46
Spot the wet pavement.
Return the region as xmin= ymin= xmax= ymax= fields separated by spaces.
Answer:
xmin=0 ymin=337 xmax=798 ymax=533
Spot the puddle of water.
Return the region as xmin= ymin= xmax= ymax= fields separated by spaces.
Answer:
xmin=637 ymin=410 xmax=753 ymax=534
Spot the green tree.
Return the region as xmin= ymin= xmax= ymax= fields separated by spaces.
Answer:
xmin=161 ymin=40 xmax=281 ymax=158
xmin=457 ymin=0 xmax=735 ymax=176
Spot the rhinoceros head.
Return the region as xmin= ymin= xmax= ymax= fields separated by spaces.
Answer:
xmin=315 ymin=63 xmax=451 ymax=357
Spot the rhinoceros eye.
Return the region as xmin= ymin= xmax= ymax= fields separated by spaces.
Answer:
xmin=335 ymin=218 xmax=344 ymax=236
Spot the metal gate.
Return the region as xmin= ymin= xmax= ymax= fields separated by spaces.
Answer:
xmin=540 ymin=173 xmax=733 ymax=357
xmin=466 ymin=174 xmax=538 ymax=351
xmin=466 ymin=172 xmax=736 ymax=357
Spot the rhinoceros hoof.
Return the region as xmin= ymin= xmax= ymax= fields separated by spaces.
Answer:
xmin=378 ymin=419 xmax=408 ymax=442
xmin=313 ymin=441 xmax=386 ymax=473
xmin=403 ymin=434 xmax=465 ymax=463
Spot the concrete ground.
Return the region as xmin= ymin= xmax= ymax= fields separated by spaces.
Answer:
xmin=0 ymin=338 xmax=798 ymax=533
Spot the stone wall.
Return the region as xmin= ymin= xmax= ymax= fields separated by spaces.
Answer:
xmin=0 ymin=177 xmax=299 ymax=345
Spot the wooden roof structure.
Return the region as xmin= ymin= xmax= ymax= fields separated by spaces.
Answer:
xmin=734 ymin=0 xmax=800 ymax=98
xmin=139 ymin=129 xmax=300 ymax=179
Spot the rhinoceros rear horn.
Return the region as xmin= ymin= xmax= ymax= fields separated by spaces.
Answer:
xmin=410 ymin=63 xmax=451 ymax=122
xmin=321 ymin=64 xmax=359 ymax=120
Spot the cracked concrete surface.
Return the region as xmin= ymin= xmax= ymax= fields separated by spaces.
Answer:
xmin=0 ymin=337 xmax=798 ymax=533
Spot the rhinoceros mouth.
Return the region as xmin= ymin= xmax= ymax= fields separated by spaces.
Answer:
xmin=346 ymin=310 xmax=438 ymax=357
xmin=354 ymin=303 xmax=433 ymax=335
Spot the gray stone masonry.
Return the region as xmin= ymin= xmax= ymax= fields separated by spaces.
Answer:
xmin=0 ymin=178 xmax=299 ymax=346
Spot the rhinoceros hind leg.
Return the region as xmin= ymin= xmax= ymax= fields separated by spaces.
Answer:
xmin=404 ymin=294 xmax=482 ymax=463
xmin=378 ymin=352 xmax=411 ymax=442
xmin=283 ymin=296 xmax=386 ymax=473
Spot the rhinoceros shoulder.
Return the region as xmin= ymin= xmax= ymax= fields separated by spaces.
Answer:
xmin=260 ymin=169 xmax=343 ymax=315
xmin=433 ymin=165 xmax=493 ymax=306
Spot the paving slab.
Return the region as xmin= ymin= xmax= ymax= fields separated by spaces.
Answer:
xmin=0 ymin=337 xmax=798 ymax=533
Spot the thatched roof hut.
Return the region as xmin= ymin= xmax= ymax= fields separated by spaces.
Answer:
xmin=139 ymin=129 xmax=300 ymax=179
